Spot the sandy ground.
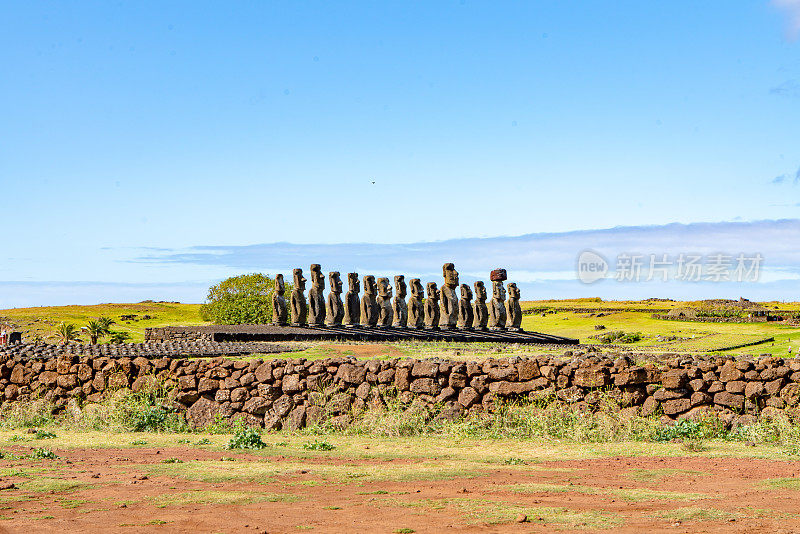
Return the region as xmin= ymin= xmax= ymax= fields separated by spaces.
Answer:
xmin=1 ymin=442 xmax=800 ymax=533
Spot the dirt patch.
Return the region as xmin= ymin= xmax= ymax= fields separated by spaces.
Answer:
xmin=1 ymin=445 xmax=800 ymax=533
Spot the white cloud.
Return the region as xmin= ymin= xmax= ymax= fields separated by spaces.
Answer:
xmin=774 ymin=0 xmax=800 ymax=40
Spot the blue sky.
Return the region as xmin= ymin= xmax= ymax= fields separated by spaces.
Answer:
xmin=1 ymin=1 xmax=799 ymax=306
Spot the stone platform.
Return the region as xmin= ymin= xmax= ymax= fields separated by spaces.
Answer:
xmin=146 ymin=324 xmax=579 ymax=345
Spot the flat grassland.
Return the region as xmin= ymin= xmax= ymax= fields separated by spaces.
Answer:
xmin=1 ymin=430 xmax=800 ymax=533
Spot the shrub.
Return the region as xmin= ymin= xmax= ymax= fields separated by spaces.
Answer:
xmin=30 ymin=448 xmax=58 ymax=460
xmin=227 ymin=427 xmax=266 ymax=450
xmin=302 ymin=440 xmax=336 ymax=451
xmin=200 ymin=273 xmax=291 ymax=325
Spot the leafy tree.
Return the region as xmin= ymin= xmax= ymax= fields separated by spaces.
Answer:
xmin=108 ymin=331 xmax=131 ymax=344
xmin=52 ymin=323 xmax=81 ymax=344
xmin=82 ymin=320 xmax=106 ymax=345
xmin=200 ymin=273 xmax=288 ymax=325
xmin=97 ymin=316 xmax=116 ymax=333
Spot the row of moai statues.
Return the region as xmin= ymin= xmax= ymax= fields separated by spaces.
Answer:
xmin=271 ymin=263 xmax=523 ymax=331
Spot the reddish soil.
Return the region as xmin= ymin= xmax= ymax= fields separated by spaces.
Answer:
xmin=1 ymin=446 xmax=800 ymax=533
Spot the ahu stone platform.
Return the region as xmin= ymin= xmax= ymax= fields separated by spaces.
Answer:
xmin=145 ymin=324 xmax=579 ymax=345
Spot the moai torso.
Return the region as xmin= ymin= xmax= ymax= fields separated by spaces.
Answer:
xmin=458 ymin=283 xmax=474 ymax=329
xmin=290 ymin=269 xmax=308 ymax=326
xmin=439 ymin=263 xmax=459 ymax=329
xmin=489 ymin=281 xmax=507 ymax=330
xmin=407 ymin=278 xmax=425 ymax=329
xmin=326 ymin=271 xmax=344 ymax=326
xmin=272 ymin=274 xmax=288 ymax=326
xmin=506 ymin=282 xmax=522 ymax=330
xmin=360 ymin=275 xmax=379 ymax=327
xmin=308 ymin=264 xmax=326 ymax=326
xmin=392 ymin=275 xmax=408 ymax=327
xmin=473 ymin=281 xmax=489 ymax=330
xmin=343 ymin=273 xmax=361 ymax=327
xmin=376 ymin=277 xmax=394 ymax=327
xmin=425 ymin=282 xmax=440 ymax=329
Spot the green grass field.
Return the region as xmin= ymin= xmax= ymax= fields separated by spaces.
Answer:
xmin=2 ymin=299 xmax=799 ymax=356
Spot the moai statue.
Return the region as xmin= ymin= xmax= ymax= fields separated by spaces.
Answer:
xmin=343 ymin=273 xmax=361 ymax=327
xmin=290 ymin=268 xmax=308 ymax=326
xmin=424 ymin=282 xmax=440 ymax=329
xmin=457 ymin=283 xmax=474 ymax=329
xmin=506 ymin=282 xmax=523 ymax=331
xmin=489 ymin=269 xmax=507 ymax=330
xmin=326 ymin=271 xmax=345 ymax=326
xmin=392 ymin=275 xmax=408 ymax=327
xmin=308 ymin=264 xmax=326 ymax=326
xmin=360 ymin=275 xmax=379 ymax=327
xmin=376 ymin=277 xmax=394 ymax=327
xmin=407 ymin=278 xmax=425 ymax=329
xmin=473 ymin=281 xmax=489 ymax=330
xmin=439 ymin=263 xmax=459 ymax=329
xmin=272 ymin=273 xmax=288 ymax=326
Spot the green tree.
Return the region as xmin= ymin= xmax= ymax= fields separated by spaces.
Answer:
xmin=52 ymin=323 xmax=81 ymax=344
xmin=82 ymin=320 xmax=106 ymax=345
xmin=200 ymin=273 xmax=288 ymax=325
xmin=108 ymin=330 xmax=131 ymax=344
xmin=97 ymin=316 xmax=116 ymax=333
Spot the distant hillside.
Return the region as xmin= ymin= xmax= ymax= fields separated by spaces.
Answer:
xmin=0 ymin=302 xmax=207 ymax=343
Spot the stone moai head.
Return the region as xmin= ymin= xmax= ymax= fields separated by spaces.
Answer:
xmin=443 ymin=262 xmax=459 ymax=288
xmin=310 ymin=264 xmax=325 ymax=290
xmin=474 ymin=281 xmax=487 ymax=301
xmin=460 ymin=283 xmax=472 ymax=300
xmin=363 ymin=275 xmax=377 ymax=295
xmin=347 ymin=272 xmax=360 ymax=293
xmin=426 ymin=282 xmax=439 ymax=301
xmin=410 ymin=278 xmax=423 ymax=298
xmin=492 ymin=280 xmax=506 ymax=301
xmin=329 ymin=271 xmax=342 ymax=294
xmin=275 ymin=274 xmax=285 ymax=295
xmin=377 ymin=277 xmax=392 ymax=298
xmin=293 ymin=268 xmax=306 ymax=291
xmin=394 ymin=275 xmax=407 ymax=298
xmin=508 ymin=282 xmax=520 ymax=300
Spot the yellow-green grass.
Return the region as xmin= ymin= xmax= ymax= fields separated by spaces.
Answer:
xmin=653 ymin=506 xmax=738 ymax=522
xmin=762 ymin=477 xmax=800 ymax=490
xmin=0 ymin=302 xmax=207 ymax=343
xmin=147 ymin=490 xmax=299 ymax=506
xmin=627 ymin=468 xmax=709 ymax=481
xmin=502 ymin=482 xmax=709 ymax=501
xmin=391 ymin=497 xmax=622 ymax=528
xmin=1 ymin=431 xmax=798 ymax=463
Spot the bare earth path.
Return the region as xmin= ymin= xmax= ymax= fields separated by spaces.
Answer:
xmin=1 ymin=434 xmax=800 ymax=533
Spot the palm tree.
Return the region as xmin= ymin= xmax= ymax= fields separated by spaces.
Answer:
xmin=97 ymin=316 xmax=115 ymax=334
xmin=108 ymin=331 xmax=131 ymax=344
xmin=82 ymin=320 xmax=106 ymax=345
xmin=52 ymin=323 xmax=81 ymax=345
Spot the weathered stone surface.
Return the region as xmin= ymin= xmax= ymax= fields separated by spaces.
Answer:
xmin=725 ymin=381 xmax=746 ymax=394
xmin=744 ymin=382 xmax=764 ymax=398
xmin=178 ymin=375 xmax=197 ymax=390
xmin=243 ymin=396 xmax=270 ymax=415
xmin=186 ymin=397 xmax=222 ymax=428
xmin=412 ymin=361 xmax=439 ymax=378
xmin=282 ymin=374 xmax=303 ymax=393
xmin=458 ymin=386 xmax=480 ymax=407
xmin=719 ymin=361 xmax=744 ymax=382
xmin=410 ymin=378 xmax=441 ymax=395
xmin=489 ymin=380 xmax=540 ymax=395
xmin=661 ymin=370 xmax=688 ymax=389
xmin=288 ymin=406 xmax=306 ymax=430
xmin=337 ymin=363 xmax=367 ymax=384
xmin=197 ymin=378 xmax=219 ymax=393
xmin=714 ymin=391 xmax=745 ymax=410
xmin=614 ymin=367 xmax=648 ymax=386
xmin=662 ymin=398 xmax=691 ymax=416
xmin=488 ymin=366 xmax=518 ymax=381
xmin=272 ymin=394 xmax=294 ymax=418
xmin=573 ymin=367 xmax=610 ymax=388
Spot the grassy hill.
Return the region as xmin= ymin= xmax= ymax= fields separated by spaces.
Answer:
xmin=0 ymin=302 xmax=207 ymax=343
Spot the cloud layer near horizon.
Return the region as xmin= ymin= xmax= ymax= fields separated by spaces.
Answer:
xmin=3 ymin=219 xmax=799 ymax=308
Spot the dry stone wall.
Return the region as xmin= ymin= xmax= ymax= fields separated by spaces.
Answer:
xmin=1 ymin=348 xmax=800 ymax=430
